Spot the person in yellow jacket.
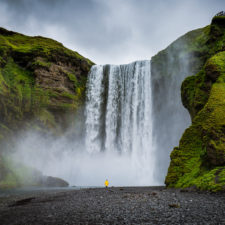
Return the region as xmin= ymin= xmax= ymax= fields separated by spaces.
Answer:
xmin=105 ymin=179 xmax=109 ymax=188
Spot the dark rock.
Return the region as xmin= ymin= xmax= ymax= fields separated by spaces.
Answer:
xmin=205 ymin=62 xmax=220 ymax=82
xmin=168 ymin=203 xmax=180 ymax=208
xmin=206 ymin=141 xmax=225 ymax=166
xmin=0 ymin=27 xmax=16 ymax=36
xmin=8 ymin=197 xmax=35 ymax=207
xmin=40 ymin=176 xmax=69 ymax=187
xmin=1 ymin=187 xmax=225 ymax=224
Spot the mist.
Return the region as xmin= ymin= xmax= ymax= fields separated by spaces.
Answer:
xmin=10 ymin=60 xmax=160 ymax=187
xmin=1 ymin=0 xmax=223 ymax=187
xmin=10 ymin=128 xmax=158 ymax=187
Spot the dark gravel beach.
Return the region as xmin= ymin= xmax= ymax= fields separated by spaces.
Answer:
xmin=0 ymin=186 xmax=225 ymax=225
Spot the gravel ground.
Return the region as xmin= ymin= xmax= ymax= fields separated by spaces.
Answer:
xmin=0 ymin=186 xmax=225 ymax=225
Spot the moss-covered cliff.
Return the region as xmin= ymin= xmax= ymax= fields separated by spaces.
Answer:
xmin=151 ymin=16 xmax=211 ymax=182
xmin=0 ymin=28 xmax=93 ymax=187
xmin=165 ymin=15 xmax=225 ymax=191
xmin=0 ymin=28 xmax=93 ymax=138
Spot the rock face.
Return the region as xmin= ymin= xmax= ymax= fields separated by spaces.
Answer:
xmin=0 ymin=27 xmax=93 ymax=188
xmin=0 ymin=16 xmax=224 ymax=191
xmin=40 ymin=176 xmax=69 ymax=187
xmin=151 ymin=22 xmax=208 ymax=182
xmin=0 ymin=27 xmax=93 ymax=139
xmin=165 ymin=15 xmax=225 ymax=191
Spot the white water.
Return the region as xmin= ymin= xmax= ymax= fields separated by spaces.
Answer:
xmin=11 ymin=60 xmax=160 ymax=186
xmin=85 ymin=60 xmax=156 ymax=185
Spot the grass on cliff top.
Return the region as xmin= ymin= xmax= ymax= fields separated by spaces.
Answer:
xmin=0 ymin=27 xmax=93 ymax=66
xmin=151 ymin=25 xmax=210 ymax=62
xmin=152 ymin=16 xmax=225 ymax=78
xmin=0 ymin=27 xmax=91 ymax=136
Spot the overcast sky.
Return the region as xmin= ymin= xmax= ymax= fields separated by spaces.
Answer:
xmin=0 ymin=0 xmax=224 ymax=64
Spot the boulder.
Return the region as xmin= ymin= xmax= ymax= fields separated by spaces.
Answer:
xmin=40 ymin=176 xmax=69 ymax=187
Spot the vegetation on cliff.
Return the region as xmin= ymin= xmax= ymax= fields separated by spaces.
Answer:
xmin=0 ymin=28 xmax=93 ymax=137
xmin=150 ymin=14 xmax=212 ymax=182
xmin=165 ymin=15 xmax=225 ymax=191
xmin=0 ymin=27 xmax=93 ymax=188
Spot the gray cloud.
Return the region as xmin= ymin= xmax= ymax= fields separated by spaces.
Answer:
xmin=0 ymin=0 xmax=224 ymax=64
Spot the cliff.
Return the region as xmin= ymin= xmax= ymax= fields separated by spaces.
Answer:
xmin=1 ymin=15 xmax=224 ymax=190
xmin=0 ymin=28 xmax=93 ymax=187
xmin=164 ymin=15 xmax=225 ymax=191
xmin=151 ymin=21 xmax=209 ymax=182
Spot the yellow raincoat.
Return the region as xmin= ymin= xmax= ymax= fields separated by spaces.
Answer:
xmin=105 ymin=179 xmax=109 ymax=187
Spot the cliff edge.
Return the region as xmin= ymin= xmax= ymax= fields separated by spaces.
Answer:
xmin=165 ymin=15 xmax=225 ymax=191
xmin=0 ymin=28 xmax=93 ymax=187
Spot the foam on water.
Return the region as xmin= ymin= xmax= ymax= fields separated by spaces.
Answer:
xmin=84 ymin=61 xmax=156 ymax=185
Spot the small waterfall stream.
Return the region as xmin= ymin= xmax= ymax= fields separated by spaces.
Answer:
xmin=85 ymin=60 xmax=156 ymax=185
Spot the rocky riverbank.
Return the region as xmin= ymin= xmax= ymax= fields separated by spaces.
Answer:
xmin=0 ymin=186 xmax=224 ymax=224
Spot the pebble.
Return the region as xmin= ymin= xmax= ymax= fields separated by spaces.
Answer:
xmin=0 ymin=186 xmax=224 ymax=224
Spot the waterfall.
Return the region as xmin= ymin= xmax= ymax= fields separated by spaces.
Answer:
xmin=85 ymin=60 xmax=156 ymax=185
xmin=11 ymin=60 xmax=158 ymax=186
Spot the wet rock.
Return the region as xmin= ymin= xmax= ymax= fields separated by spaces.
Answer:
xmin=40 ymin=176 xmax=69 ymax=187
xmin=168 ymin=203 xmax=180 ymax=208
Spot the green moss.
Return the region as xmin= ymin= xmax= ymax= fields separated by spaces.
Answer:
xmin=32 ymin=58 xmax=52 ymax=69
xmin=182 ymin=73 xmax=207 ymax=120
xmin=165 ymin=125 xmax=204 ymax=186
xmin=67 ymin=72 xmax=78 ymax=84
xmin=61 ymin=91 xmax=77 ymax=100
xmin=66 ymin=71 xmax=87 ymax=96
xmin=165 ymin=14 xmax=225 ymax=191
xmin=0 ymin=27 xmax=93 ymax=142
xmin=0 ymin=30 xmax=94 ymax=67
xmin=35 ymin=109 xmax=56 ymax=129
xmin=0 ymin=70 xmax=8 ymax=93
xmin=0 ymin=27 xmax=94 ymax=187
xmin=166 ymin=49 xmax=225 ymax=191
xmin=1 ymin=57 xmax=34 ymax=85
xmin=0 ymin=155 xmax=40 ymax=188
xmin=207 ymin=51 xmax=225 ymax=83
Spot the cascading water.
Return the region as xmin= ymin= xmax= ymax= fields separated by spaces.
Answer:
xmin=85 ymin=60 xmax=156 ymax=185
xmin=10 ymin=55 xmax=193 ymax=186
xmin=9 ymin=41 xmax=196 ymax=186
